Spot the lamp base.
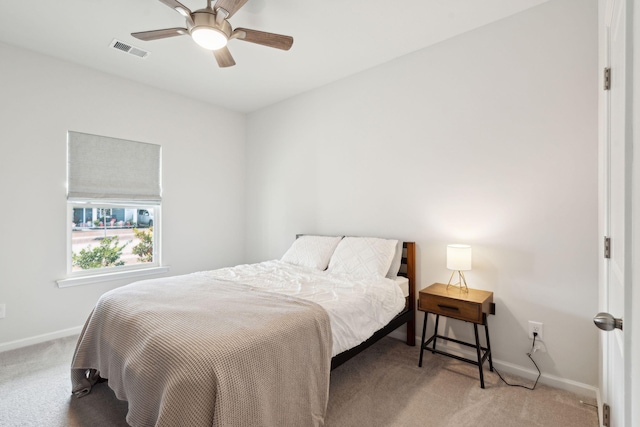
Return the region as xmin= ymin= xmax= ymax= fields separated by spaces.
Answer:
xmin=446 ymin=270 xmax=469 ymax=292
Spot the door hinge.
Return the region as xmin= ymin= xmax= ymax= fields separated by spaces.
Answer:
xmin=604 ymin=236 xmax=611 ymax=259
xmin=603 ymin=403 xmax=610 ymax=426
xmin=604 ymin=67 xmax=611 ymax=90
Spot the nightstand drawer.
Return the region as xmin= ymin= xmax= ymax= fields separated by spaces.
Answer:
xmin=417 ymin=283 xmax=493 ymax=325
xmin=419 ymin=293 xmax=482 ymax=323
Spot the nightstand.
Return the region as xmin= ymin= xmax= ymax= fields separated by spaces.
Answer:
xmin=417 ymin=283 xmax=495 ymax=388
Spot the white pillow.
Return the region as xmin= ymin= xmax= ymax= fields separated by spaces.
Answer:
xmin=328 ymin=237 xmax=398 ymax=277
xmin=281 ymin=235 xmax=343 ymax=270
xmin=386 ymin=241 xmax=404 ymax=279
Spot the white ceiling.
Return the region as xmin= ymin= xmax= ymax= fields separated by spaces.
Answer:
xmin=0 ymin=0 xmax=548 ymax=113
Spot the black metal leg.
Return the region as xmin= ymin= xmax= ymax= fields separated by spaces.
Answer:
xmin=483 ymin=313 xmax=493 ymax=371
xmin=418 ymin=311 xmax=428 ymax=367
xmin=474 ymin=323 xmax=485 ymax=389
xmin=432 ymin=314 xmax=440 ymax=353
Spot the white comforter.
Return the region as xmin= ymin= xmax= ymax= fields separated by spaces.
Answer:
xmin=198 ymin=260 xmax=406 ymax=356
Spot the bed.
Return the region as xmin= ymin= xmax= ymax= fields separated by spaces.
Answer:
xmin=71 ymin=236 xmax=416 ymax=427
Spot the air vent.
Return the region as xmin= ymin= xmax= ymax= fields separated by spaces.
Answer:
xmin=109 ymin=39 xmax=150 ymax=59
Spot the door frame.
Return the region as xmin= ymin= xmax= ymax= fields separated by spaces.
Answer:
xmin=597 ymin=1 xmax=637 ymax=426
xmin=631 ymin=2 xmax=639 ymax=426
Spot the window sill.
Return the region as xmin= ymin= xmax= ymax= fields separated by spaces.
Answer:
xmin=57 ymin=266 xmax=170 ymax=288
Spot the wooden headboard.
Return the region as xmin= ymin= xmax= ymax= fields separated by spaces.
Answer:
xmin=398 ymin=242 xmax=416 ymax=345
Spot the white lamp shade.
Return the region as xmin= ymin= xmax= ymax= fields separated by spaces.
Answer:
xmin=447 ymin=244 xmax=472 ymax=271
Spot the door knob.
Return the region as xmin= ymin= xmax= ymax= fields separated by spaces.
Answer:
xmin=593 ymin=312 xmax=623 ymax=331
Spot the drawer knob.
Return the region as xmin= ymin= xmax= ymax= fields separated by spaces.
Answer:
xmin=437 ymin=304 xmax=460 ymax=312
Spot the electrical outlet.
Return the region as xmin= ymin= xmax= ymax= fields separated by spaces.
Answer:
xmin=0 ymin=303 xmax=5 ymax=319
xmin=528 ymin=321 xmax=543 ymax=340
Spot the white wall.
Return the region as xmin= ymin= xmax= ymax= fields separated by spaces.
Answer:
xmin=0 ymin=42 xmax=246 ymax=347
xmin=246 ymin=0 xmax=599 ymax=390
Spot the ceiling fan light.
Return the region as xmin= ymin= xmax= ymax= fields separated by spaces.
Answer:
xmin=191 ymin=27 xmax=227 ymax=50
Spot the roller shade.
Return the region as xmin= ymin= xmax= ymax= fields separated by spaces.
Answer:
xmin=67 ymin=131 xmax=161 ymax=203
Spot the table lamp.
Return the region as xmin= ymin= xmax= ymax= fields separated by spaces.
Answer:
xmin=447 ymin=244 xmax=472 ymax=292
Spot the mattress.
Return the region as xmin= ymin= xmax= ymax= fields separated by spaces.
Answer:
xmin=201 ymin=260 xmax=406 ymax=356
xmin=393 ymin=275 xmax=410 ymax=298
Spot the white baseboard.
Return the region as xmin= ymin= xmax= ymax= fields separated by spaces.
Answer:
xmin=0 ymin=326 xmax=83 ymax=353
xmin=390 ymin=330 xmax=599 ymax=399
xmin=490 ymin=355 xmax=598 ymax=398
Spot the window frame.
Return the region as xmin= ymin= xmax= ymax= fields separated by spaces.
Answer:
xmin=57 ymin=201 xmax=168 ymax=288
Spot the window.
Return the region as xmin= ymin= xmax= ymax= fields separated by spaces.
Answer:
xmin=59 ymin=131 xmax=167 ymax=287
xmin=70 ymin=203 xmax=157 ymax=271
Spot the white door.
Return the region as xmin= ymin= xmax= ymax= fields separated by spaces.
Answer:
xmin=598 ymin=0 xmax=631 ymax=426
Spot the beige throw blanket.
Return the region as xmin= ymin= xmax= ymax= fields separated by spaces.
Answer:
xmin=71 ymin=274 xmax=332 ymax=427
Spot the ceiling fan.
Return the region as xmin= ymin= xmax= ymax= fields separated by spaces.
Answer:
xmin=131 ymin=0 xmax=293 ymax=68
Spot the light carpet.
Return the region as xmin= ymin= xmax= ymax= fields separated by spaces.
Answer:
xmin=0 ymin=335 xmax=598 ymax=426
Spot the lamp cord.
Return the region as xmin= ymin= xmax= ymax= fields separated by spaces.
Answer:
xmin=493 ymin=333 xmax=541 ymax=390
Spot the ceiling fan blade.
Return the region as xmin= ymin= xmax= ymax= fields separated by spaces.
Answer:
xmin=234 ymin=28 xmax=293 ymax=50
xmin=131 ymin=28 xmax=189 ymax=41
xmin=213 ymin=46 xmax=236 ymax=67
xmin=157 ymin=0 xmax=192 ymax=16
xmin=214 ymin=0 xmax=249 ymax=18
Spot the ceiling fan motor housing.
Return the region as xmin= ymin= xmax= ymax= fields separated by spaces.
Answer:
xmin=189 ymin=11 xmax=232 ymax=39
